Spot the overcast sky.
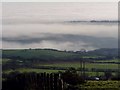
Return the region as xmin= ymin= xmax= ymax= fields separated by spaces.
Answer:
xmin=2 ymin=2 xmax=118 ymax=50
xmin=2 ymin=2 xmax=118 ymax=21
xmin=1 ymin=0 xmax=119 ymax=2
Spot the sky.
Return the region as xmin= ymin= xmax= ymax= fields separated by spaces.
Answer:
xmin=1 ymin=0 xmax=119 ymax=2
xmin=2 ymin=2 xmax=118 ymax=21
xmin=1 ymin=2 xmax=118 ymax=50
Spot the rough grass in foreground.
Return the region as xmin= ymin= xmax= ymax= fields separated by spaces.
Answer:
xmin=79 ymin=81 xmax=120 ymax=89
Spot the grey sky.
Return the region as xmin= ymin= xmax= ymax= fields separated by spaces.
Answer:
xmin=1 ymin=0 xmax=119 ymax=2
xmin=2 ymin=2 xmax=118 ymax=50
xmin=3 ymin=2 xmax=117 ymax=21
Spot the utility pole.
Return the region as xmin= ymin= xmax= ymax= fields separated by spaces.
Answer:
xmin=80 ymin=59 xmax=83 ymax=76
xmin=80 ymin=58 xmax=85 ymax=80
xmin=83 ymin=60 xmax=85 ymax=80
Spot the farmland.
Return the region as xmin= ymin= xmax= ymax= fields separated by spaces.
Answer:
xmin=3 ymin=61 xmax=119 ymax=77
xmin=2 ymin=48 xmax=120 ymax=90
xmin=36 ymin=62 xmax=118 ymax=69
xmin=2 ymin=48 xmax=119 ymax=75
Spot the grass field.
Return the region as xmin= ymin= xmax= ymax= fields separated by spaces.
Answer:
xmin=2 ymin=49 xmax=119 ymax=90
xmin=96 ymin=59 xmax=119 ymax=62
xmin=2 ymin=49 xmax=80 ymax=60
xmin=79 ymin=81 xmax=120 ymax=89
xmin=5 ymin=68 xmax=118 ymax=77
xmin=3 ymin=69 xmax=116 ymax=77
xmin=36 ymin=62 xmax=119 ymax=69
xmin=3 ymin=68 xmax=64 ymax=74
xmin=2 ymin=59 xmax=119 ymax=69
xmin=2 ymin=58 xmax=119 ymax=77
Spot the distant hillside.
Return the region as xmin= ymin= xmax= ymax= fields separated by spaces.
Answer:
xmin=87 ymin=48 xmax=118 ymax=58
xmin=2 ymin=48 xmax=118 ymax=62
xmin=2 ymin=49 xmax=81 ymax=61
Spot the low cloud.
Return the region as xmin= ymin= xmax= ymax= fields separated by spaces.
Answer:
xmin=2 ymin=33 xmax=118 ymax=50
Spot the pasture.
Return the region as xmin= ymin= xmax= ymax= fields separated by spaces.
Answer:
xmin=3 ymin=59 xmax=119 ymax=77
xmin=36 ymin=61 xmax=119 ymax=69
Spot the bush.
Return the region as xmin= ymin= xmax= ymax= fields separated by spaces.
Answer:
xmin=61 ymin=68 xmax=85 ymax=85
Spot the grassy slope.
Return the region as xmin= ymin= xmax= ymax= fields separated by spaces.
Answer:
xmin=2 ymin=49 xmax=81 ymax=61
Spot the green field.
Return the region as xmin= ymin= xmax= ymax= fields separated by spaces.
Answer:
xmin=3 ymin=68 xmax=106 ymax=76
xmin=3 ymin=48 xmax=117 ymax=61
xmin=79 ymin=81 xmax=120 ymax=89
xmin=2 ymin=49 xmax=81 ymax=60
xmin=36 ymin=62 xmax=119 ymax=69
xmin=96 ymin=59 xmax=119 ymax=62
xmin=3 ymin=60 xmax=119 ymax=77
xmin=2 ymin=49 xmax=119 ymax=77
xmin=2 ymin=49 xmax=119 ymax=90
xmin=4 ymin=68 xmax=64 ymax=74
xmin=2 ymin=59 xmax=119 ymax=70
xmin=3 ymin=58 xmax=119 ymax=75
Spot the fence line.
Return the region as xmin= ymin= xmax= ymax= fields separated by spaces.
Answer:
xmin=2 ymin=72 xmax=64 ymax=90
